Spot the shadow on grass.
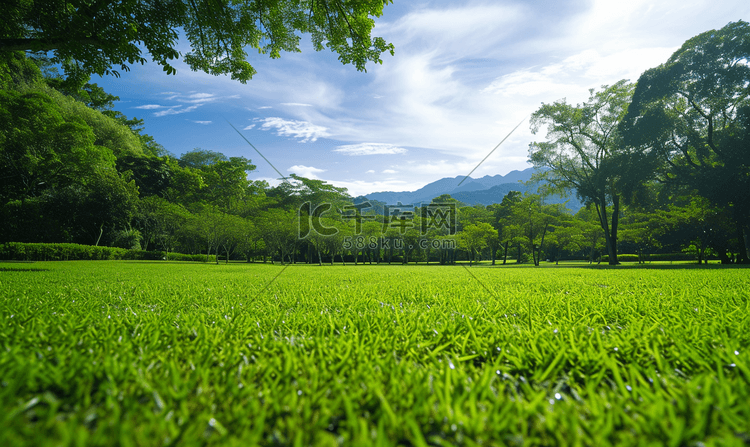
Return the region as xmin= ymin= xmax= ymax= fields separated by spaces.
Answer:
xmin=467 ymin=261 xmax=750 ymax=270
xmin=0 ymin=267 xmax=50 ymax=272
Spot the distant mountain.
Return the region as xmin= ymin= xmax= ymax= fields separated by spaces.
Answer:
xmin=359 ymin=167 xmax=583 ymax=212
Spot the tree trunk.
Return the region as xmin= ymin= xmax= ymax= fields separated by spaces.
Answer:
xmin=610 ymin=195 xmax=620 ymax=265
xmin=503 ymin=241 xmax=509 ymax=265
xmin=595 ymin=196 xmax=619 ymax=265
xmin=536 ymin=223 xmax=549 ymax=266
xmin=95 ymin=225 xmax=104 ymax=246
xmin=736 ymin=221 xmax=749 ymax=264
xmin=517 ymin=243 xmax=521 ymax=263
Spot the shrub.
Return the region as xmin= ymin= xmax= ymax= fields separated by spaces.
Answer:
xmin=0 ymin=242 xmax=212 ymax=262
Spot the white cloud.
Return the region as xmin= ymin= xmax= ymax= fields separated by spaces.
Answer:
xmin=97 ymin=0 xmax=748 ymax=197
xmin=333 ymin=143 xmax=407 ymax=156
xmin=366 ymin=170 xmax=375 ymax=174
xmin=288 ymin=165 xmax=326 ymax=179
xmin=134 ymin=104 xmax=165 ymax=109
xmin=243 ymin=124 xmax=256 ymax=130
xmin=382 ymin=169 xmax=398 ymax=174
xmin=258 ymin=117 xmax=329 ymax=143
xmin=190 ymin=120 xmax=212 ymax=125
xmin=154 ymin=104 xmax=202 ymax=117
xmin=483 ymin=48 xmax=674 ymax=98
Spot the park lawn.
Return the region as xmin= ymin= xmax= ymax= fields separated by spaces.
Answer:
xmin=1 ymin=261 xmax=749 ymax=446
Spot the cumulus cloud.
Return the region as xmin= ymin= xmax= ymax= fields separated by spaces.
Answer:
xmin=288 ymin=165 xmax=326 ymax=179
xmin=333 ymin=143 xmax=408 ymax=156
xmin=280 ymin=103 xmax=313 ymax=107
xmin=382 ymin=169 xmax=398 ymax=174
xmin=258 ymin=117 xmax=329 ymax=143
xmin=190 ymin=120 xmax=212 ymax=125
xmin=243 ymin=124 xmax=256 ymax=130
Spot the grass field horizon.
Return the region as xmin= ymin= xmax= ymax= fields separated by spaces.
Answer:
xmin=2 ymin=261 xmax=749 ymax=445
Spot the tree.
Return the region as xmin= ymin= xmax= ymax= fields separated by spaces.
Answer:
xmin=502 ymin=194 xmax=563 ymax=266
xmin=259 ymin=208 xmax=298 ymax=264
xmin=621 ymin=20 xmax=750 ymax=263
xmin=216 ymin=213 xmax=248 ymax=264
xmin=529 ymin=81 xmax=650 ymax=265
xmin=268 ymin=174 xmax=350 ymax=210
xmin=573 ymin=205 xmax=606 ymax=264
xmin=135 ymin=196 xmax=191 ymax=252
xmin=492 ymin=191 xmax=523 ymax=264
xmin=179 ymin=149 xmax=228 ymax=169
xmin=0 ymin=89 xmax=113 ymax=204
xmin=117 ymin=155 xmax=173 ymax=197
xmin=1 ymin=0 xmax=395 ymax=84
xmin=44 ymin=169 xmax=140 ymax=246
xmin=198 ymin=156 xmax=257 ymax=212
xmin=460 ymin=223 xmax=497 ymax=266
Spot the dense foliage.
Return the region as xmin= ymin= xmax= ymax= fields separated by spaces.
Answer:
xmin=0 ymin=0 xmax=395 ymax=84
xmin=530 ymin=20 xmax=750 ymax=263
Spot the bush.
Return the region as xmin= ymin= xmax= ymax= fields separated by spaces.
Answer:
xmin=112 ymin=228 xmax=143 ymax=250
xmin=601 ymin=253 xmax=704 ymax=263
xmin=0 ymin=242 xmax=212 ymax=262
xmin=167 ymin=252 xmax=216 ymax=262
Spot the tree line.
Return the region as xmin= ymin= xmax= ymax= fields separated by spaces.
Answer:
xmin=1 ymin=20 xmax=748 ymax=265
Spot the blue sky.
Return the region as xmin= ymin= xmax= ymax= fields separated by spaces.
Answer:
xmin=93 ymin=0 xmax=749 ymax=197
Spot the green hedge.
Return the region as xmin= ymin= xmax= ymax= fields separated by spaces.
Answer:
xmin=0 ymin=243 xmax=214 ymax=262
xmin=166 ymin=252 xmax=215 ymax=262
xmin=602 ymin=253 xmax=705 ymax=263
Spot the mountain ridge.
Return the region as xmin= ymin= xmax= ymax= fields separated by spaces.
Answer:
xmin=357 ymin=168 xmax=583 ymax=211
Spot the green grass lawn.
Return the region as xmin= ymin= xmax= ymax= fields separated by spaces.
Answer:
xmin=1 ymin=261 xmax=749 ymax=446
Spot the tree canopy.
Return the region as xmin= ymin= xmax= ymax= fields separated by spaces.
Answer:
xmin=621 ymin=20 xmax=750 ymax=262
xmin=528 ymin=81 xmax=644 ymax=264
xmin=0 ymin=0 xmax=395 ymax=84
